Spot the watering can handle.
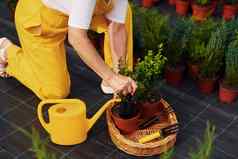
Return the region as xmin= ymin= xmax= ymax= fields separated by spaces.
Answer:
xmin=37 ymin=99 xmax=83 ymax=133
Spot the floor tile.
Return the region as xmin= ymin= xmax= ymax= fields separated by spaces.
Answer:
xmin=23 ymin=119 xmax=49 ymax=139
xmin=0 ymin=130 xmax=32 ymax=156
xmin=25 ymin=96 xmax=41 ymax=110
xmin=211 ymin=147 xmax=237 ymax=159
xmin=6 ymin=84 xmax=35 ymax=102
xmin=67 ymin=139 xmax=114 ymax=159
xmin=206 ymin=97 xmax=238 ymax=117
xmin=215 ymin=128 xmax=238 ymax=156
xmin=0 ymin=118 xmax=15 ymax=139
xmin=2 ymin=104 xmax=36 ymax=128
xmin=16 ymin=146 xmax=66 ymax=159
xmin=182 ymin=118 xmax=221 ymax=139
xmin=0 ymin=149 xmax=14 ymax=159
xmin=0 ymin=93 xmax=22 ymax=116
xmin=198 ymin=105 xmax=235 ymax=130
xmin=0 ymin=78 xmax=20 ymax=93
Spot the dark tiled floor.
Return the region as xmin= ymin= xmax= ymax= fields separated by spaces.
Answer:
xmin=1 ymin=1 xmax=238 ymax=159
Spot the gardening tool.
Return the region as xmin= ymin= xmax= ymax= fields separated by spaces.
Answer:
xmin=37 ymin=98 xmax=120 ymax=145
xmin=138 ymin=123 xmax=179 ymax=144
xmin=139 ymin=106 xmax=175 ymax=129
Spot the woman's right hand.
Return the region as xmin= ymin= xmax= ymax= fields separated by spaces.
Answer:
xmin=107 ymin=73 xmax=137 ymax=96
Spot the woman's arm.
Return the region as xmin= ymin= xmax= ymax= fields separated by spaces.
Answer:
xmin=68 ymin=27 xmax=137 ymax=94
xmin=108 ymin=22 xmax=127 ymax=71
xmin=68 ymin=27 xmax=113 ymax=81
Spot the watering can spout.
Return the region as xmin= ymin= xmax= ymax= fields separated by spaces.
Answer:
xmin=87 ymin=98 xmax=121 ymax=131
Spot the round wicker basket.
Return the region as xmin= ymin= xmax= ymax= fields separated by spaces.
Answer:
xmin=106 ymin=98 xmax=178 ymax=156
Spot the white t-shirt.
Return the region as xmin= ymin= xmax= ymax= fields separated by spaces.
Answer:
xmin=41 ymin=0 xmax=128 ymax=29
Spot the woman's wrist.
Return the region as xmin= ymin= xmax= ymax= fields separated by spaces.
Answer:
xmin=102 ymin=69 xmax=115 ymax=83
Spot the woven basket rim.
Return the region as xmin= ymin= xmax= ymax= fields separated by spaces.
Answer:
xmin=106 ymin=98 xmax=178 ymax=149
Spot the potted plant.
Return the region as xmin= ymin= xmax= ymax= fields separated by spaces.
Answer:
xmin=222 ymin=0 xmax=237 ymax=21
xmin=198 ymin=28 xmax=225 ymax=94
xmin=134 ymin=47 xmax=167 ymax=118
xmin=192 ymin=0 xmax=212 ymax=21
xmin=169 ymin=0 xmax=177 ymax=6
xmin=165 ymin=18 xmax=191 ymax=86
xmin=176 ymin=0 xmax=190 ymax=16
xmin=187 ymin=40 xmax=207 ymax=79
xmin=187 ymin=19 xmax=217 ymax=79
xmin=142 ymin=0 xmax=155 ymax=8
xmin=111 ymin=95 xmax=141 ymax=134
xmin=210 ymin=0 xmax=218 ymax=15
xmin=139 ymin=8 xmax=170 ymax=53
xmin=5 ymin=0 xmax=18 ymax=21
xmin=219 ymin=39 xmax=238 ymax=103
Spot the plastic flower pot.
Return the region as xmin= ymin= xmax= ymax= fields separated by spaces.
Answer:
xmin=219 ymin=81 xmax=238 ymax=104
xmin=154 ymin=0 xmax=160 ymax=5
xmin=165 ymin=65 xmax=185 ymax=87
xmin=139 ymin=100 xmax=163 ymax=119
xmin=111 ymin=105 xmax=141 ymax=134
xmin=142 ymin=0 xmax=154 ymax=8
xmin=211 ymin=0 xmax=218 ymax=14
xmin=197 ymin=77 xmax=217 ymax=94
xmin=176 ymin=0 xmax=189 ymax=16
xmin=223 ymin=4 xmax=237 ymax=21
xmin=187 ymin=62 xmax=200 ymax=79
xmin=169 ymin=0 xmax=177 ymax=6
xmin=192 ymin=4 xmax=212 ymax=21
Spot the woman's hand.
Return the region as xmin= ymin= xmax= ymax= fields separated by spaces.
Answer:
xmin=106 ymin=73 xmax=137 ymax=95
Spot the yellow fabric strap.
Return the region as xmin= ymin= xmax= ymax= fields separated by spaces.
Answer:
xmin=94 ymin=0 xmax=114 ymax=15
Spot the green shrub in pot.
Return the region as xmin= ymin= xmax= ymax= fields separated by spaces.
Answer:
xmin=219 ymin=38 xmax=238 ymax=103
xmin=192 ymin=0 xmax=212 ymax=21
xmin=165 ymin=18 xmax=192 ymax=86
xmin=223 ymin=0 xmax=238 ymax=21
xmin=224 ymin=40 xmax=238 ymax=87
xmin=187 ymin=39 xmax=207 ymax=79
xmin=191 ymin=18 xmax=218 ymax=44
xmin=139 ymin=8 xmax=170 ymax=52
xmin=198 ymin=27 xmax=226 ymax=94
xmin=134 ymin=46 xmax=167 ymax=118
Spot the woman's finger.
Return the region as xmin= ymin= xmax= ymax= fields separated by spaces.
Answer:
xmin=130 ymin=80 xmax=137 ymax=95
xmin=122 ymin=89 xmax=127 ymax=96
xmin=127 ymin=84 xmax=132 ymax=95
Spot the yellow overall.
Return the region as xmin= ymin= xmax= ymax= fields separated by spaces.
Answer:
xmin=6 ymin=0 xmax=133 ymax=100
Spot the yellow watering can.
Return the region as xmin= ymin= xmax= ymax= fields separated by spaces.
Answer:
xmin=37 ymin=98 xmax=120 ymax=146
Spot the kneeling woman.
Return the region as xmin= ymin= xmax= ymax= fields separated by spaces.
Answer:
xmin=0 ymin=0 xmax=137 ymax=99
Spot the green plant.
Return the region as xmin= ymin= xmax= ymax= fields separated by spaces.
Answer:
xmin=18 ymin=127 xmax=57 ymax=159
xmin=191 ymin=18 xmax=217 ymax=44
xmin=139 ymin=8 xmax=170 ymax=52
xmin=196 ymin=0 xmax=211 ymax=6
xmin=166 ymin=18 xmax=193 ymax=67
xmin=221 ymin=19 xmax=238 ymax=46
xmin=134 ymin=45 xmax=167 ymax=88
xmin=200 ymin=27 xmax=226 ymax=79
xmin=224 ymin=38 xmax=238 ymax=87
xmin=131 ymin=3 xmax=144 ymax=57
xmin=189 ymin=40 xmax=207 ymax=64
xmin=160 ymin=148 xmax=175 ymax=159
xmin=189 ymin=122 xmax=216 ymax=159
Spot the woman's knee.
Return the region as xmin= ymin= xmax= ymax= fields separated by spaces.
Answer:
xmin=41 ymin=81 xmax=71 ymax=99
